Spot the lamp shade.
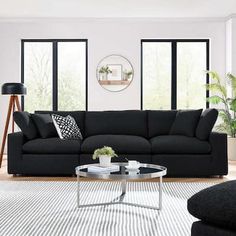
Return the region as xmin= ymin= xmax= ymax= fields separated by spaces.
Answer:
xmin=1 ymin=83 xmax=26 ymax=95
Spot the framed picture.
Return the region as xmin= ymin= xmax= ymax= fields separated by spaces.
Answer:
xmin=107 ymin=64 xmax=123 ymax=80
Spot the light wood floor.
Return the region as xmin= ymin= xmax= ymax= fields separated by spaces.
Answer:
xmin=1 ymin=155 xmax=236 ymax=183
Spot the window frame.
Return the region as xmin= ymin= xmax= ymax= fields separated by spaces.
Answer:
xmin=21 ymin=39 xmax=88 ymax=111
xmin=141 ymin=39 xmax=210 ymax=110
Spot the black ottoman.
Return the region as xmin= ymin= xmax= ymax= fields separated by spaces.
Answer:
xmin=192 ymin=221 xmax=236 ymax=236
xmin=188 ymin=181 xmax=236 ymax=236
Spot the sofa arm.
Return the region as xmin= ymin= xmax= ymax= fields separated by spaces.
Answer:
xmin=7 ymin=132 xmax=26 ymax=174
xmin=209 ymin=132 xmax=228 ymax=175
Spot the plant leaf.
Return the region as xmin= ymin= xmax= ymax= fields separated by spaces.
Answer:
xmin=230 ymin=98 xmax=236 ymax=111
xmin=206 ymin=71 xmax=221 ymax=83
xmin=205 ymin=83 xmax=227 ymax=98
xmin=215 ymin=123 xmax=228 ymax=133
xmin=207 ymin=95 xmax=224 ymax=104
xmin=227 ymin=73 xmax=236 ymax=96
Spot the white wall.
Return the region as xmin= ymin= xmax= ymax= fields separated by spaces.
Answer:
xmin=226 ymin=17 xmax=236 ymax=75
xmin=0 ymin=18 xmax=226 ymax=147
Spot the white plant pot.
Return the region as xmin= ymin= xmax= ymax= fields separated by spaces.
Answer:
xmin=99 ymin=155 xmax=111 ymax=167
xmin=100 ymin=73 xmax=107 ymax=80
xmin=228 ymin=137 xmax=236 ymax=161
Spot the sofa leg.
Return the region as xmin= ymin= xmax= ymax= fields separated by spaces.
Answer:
xmin=13 ymin=174 xmax=21 ymax=177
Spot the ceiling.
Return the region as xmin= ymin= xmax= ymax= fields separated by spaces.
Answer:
xmin=0 ymin=0 xmax=236 ymax=18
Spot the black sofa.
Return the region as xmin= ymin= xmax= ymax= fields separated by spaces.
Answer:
xmin=8 ymin=109 xmax=228 ymax=176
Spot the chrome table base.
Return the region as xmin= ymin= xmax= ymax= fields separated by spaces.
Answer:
xmin=77 ymin=176 xmax=162 ymax=210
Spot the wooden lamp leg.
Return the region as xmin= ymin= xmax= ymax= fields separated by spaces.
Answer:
xmin=15 ymin=96 xmax=21 ymax=111
xmin=12 ymin=97 xmax=15 ymax=132
xmin=0 ymin=96 xmax=14 ymax=168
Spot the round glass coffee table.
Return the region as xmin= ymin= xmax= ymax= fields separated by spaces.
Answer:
xmin=75 ymin=162 xmax=167 ymax=210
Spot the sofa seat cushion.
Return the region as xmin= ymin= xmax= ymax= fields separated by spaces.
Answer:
xmin=150 ymin=135 xmax=211 ymax=154
xmin=81 ymin=135 xmax=151 ymax=154
xmin=23 ymin=138 xmax=81 ymax=154
xmin=188 ymin=181 xmax=236 ymax=230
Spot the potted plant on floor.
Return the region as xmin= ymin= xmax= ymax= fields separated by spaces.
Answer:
xmin=92 ymin=146 xmax=118 ymax=166
xmin=205 ymin=71 xmax=236 ymax=160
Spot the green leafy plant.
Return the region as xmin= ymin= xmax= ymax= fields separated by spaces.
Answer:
xmin=123 ymin=70 xmax=133 ymax=80
xmin=99 ymin=66 xmax=112 ymax=74
xmin=92 ymin=146 xmax=118 ymax=160
xmin=205 ymin=71 xmax=236 ymax=137
xmin=124 ymin=71 xmax=133 ymax=77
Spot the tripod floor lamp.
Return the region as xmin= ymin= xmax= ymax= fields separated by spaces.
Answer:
xmin=0 ymin=83 xmax=26 ymax=168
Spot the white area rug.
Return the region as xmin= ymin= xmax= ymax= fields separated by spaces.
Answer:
xmin=0 ymin=181 xmax=214 ymax=236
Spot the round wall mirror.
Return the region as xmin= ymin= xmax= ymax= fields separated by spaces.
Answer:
xmin=96 ymin=55 xmax=134 ymax=92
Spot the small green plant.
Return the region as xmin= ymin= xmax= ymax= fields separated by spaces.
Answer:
xmin=205 ymin=71 xmax=236 ymax=137
xmin=92 ymin=146 xmax=118 ymax=160
xmin=99 ymin=66 xmax=112 ymax=74
xmin=124 ymin=71 xmax=132 ymax=76
xmin=123 ymin=70 xmax=133 ymax=80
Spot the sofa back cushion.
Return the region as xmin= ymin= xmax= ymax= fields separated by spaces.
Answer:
xmin=170 ymin=109 xmax=202 ymax=137
xmin=196 ymin=109 xmax=218 ymax=140
xmin=13 ymin=111 xmax=39 ymax=140
xmin=35 ymin=111 xmax=85 ymax=137
xmin=85 ymin=110 xmax=148 ymax=137
xmin=32 ymin=114 xmax=58 ymax=138
xmin=148 ymin=110 xmax=177 ymax=138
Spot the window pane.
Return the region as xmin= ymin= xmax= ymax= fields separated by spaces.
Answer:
xmin=58 ymin=42 xmax=86 ymax=110
xmin=142 ymin=42 xmax=171 ymax=109
xmin=177 ymin=42 xmax=207 ymax=109
xmin=24 ymin=42 xmax=52 ymax=112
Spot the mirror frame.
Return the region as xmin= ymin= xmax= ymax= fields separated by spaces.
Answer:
xmin=96 ymin=54 xmax=134 ymax=92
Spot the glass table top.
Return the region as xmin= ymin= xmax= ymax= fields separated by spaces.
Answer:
xmin=75 ymin=163 xmax=167 ymax=180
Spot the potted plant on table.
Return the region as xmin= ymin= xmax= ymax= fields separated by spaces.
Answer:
xmin=92 ymin=146 xmax=118 ymax=166
xmin=205 ymin=71 xmax=236 ymax=160
xmin=123 ymin=70 xmax=133 ymax=81
xmin=99 ymin=66 xmax=112 ymax=80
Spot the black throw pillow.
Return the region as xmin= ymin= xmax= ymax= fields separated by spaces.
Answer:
xmin=31 ymin=114 xmax=58 ymax=138
xmin=196 ymin=109 xmax=218 ymax=140
xmin=169 ymin=109 xmax=202 ymax=137
xmin=13 ymin=111 xmax=38 ymax=139
xmin=188 ymin=181 xmax=236 ymax=230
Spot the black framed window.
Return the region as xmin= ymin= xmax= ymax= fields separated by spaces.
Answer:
xmin=141 ymin=39 xmax=209 ymax=110
xmin=21 ymin=39 xmax=88 ymax=112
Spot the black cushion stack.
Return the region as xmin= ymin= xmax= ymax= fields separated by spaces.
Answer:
xmin=188 ymin=181 xmax=236 ymax=230
xmin=191 ymin=221 xmax=236 ymax=236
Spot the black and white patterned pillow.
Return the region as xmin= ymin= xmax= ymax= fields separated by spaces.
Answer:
xmin=51 ymin=114 xmax=83 ymax=140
